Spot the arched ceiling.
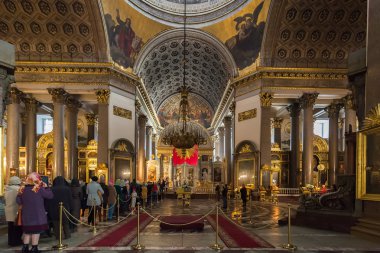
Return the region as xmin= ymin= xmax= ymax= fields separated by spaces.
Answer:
xmin=0 ymin=0 xmax=108 ymax=61
xmin=134 ymin=29 xmax=236 ymax=113
xmin=261 ymin=0 xmax=366 ymax=68
xmin=127 ymin=0 xmax=250 ymax=26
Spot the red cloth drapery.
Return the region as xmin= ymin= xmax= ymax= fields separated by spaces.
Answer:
xmin=172 ymin=145 xmax=198 ymax=166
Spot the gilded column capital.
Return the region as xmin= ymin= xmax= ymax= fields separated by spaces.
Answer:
xmin=138 ymin=114 xmax=148 ymax=125
xmin=342 ymin=94 xmax=355 ymax=110
xmin=85 ymin=113 xmax=97 ymax=126
xmin=218 ymin=126 xmax=225 ymax=136
xmin=299 ymin=93 xmax=318 ymax=109
xmin=95 ymin=89 xmax=110 ymax=105
xmin=65 ymin=96 xmax=82 ymax=111
xmin=272 ymin=117 xmax=283 ymax=128
xmin=259 ymin=92 xmax=273 ymax=107
xmin=24 ymin=97 xmax=38 ymax=112
xmin=229 ymin=101 xmax=236 ymax=115
xmin=9 ymin=87 xmax=23 ymax=104
xmin=287 ymin=103 xmax=301 ymax=117
xmin=223 ymin=116 xmax=232 ymax=128
xmin=325 ymin=103 xmax=343 ymax=118
xmin=48 ymin=88 xmax=67 ymax=103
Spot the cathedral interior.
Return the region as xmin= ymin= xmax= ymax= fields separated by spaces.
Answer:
xmin=0 ymin=0 xmax=380 ymax=251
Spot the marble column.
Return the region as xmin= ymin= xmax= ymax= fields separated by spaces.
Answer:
xmin=272 ymin=117 xmax=283 ymax=148
xmin=343 ymin=95 xmax=357 ymax=133
xmin=95 ymin=89 xmax=110 ymax=178
xmin=152 ymin=134 xmax=157 ymax=160
xmin=6 ymin=87 xmax=22 ymax=176
xmin=259 ymin=92 xmax=273 ymax=187
xmin=24 ymin=98 xmax=38 ymax=174
xmin=137 ymin=114 xmax=147 ymax=182
xmin=287 ymin=103 xmax=301 ymax=187
xmin=66 ymin=96 xmax=81 ymax=179
xmin=48 ymin=88 xmax=66 ymax=178
xmin=299 ymin=93 xmax=318 ymax=185
xmin=218 ymin=127 xmax=225 ymax=160
xmin=230 ymin=101 xmax=236 ymax=185
xmin=20 ymin=112 xmax=27 ymax=147
xmin=343 ymin=95 xmax=357 ymax=175
xmin=159 ymin=154 xmax=164 ymax=179
xmin=326 ymin=103 xmax=341 ymax=186
xmin=85 ymin=113 xmax=97 ymax=142
xmin=146 ymin=126 xmax=152 ymax=161
xmin=223 ymin=117 xmax=232 ymax=186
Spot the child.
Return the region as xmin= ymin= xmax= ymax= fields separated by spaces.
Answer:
xmin=131 ymin=188 xmax=137 ymax=214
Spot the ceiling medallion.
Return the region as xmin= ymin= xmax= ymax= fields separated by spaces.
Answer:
xmin=160 ymin=0 xmax=208 ymax=156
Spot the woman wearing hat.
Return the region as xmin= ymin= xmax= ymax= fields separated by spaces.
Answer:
xmin=4 ymin=176 xmax=23 ymax=246
xmin=17 ymin=172 xmax=53 ymax=253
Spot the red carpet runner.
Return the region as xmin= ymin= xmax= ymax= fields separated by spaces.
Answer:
xmin=207 ymin=214 xmax=273 ymax=248
xmin=79 ymin=214 xmax=153 ymax=247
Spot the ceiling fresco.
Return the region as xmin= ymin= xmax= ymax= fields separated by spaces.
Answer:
xmin=158 ymin=93 xmax=214 ymax=128
xmin=101 ymin=0 xmax=169 ymax=71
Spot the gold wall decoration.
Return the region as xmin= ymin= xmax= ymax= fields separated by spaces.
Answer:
xmin=239 ymin=144 xmax=253 ymax=153
xmin=238 ymin=108 xmax=257 ymax=122
xmin=362 ymin=104 xmax=380 ymax=130
xmin=113 ymin=105 xmax=132 ymax=119
xmin=95 ymin=89 xmax=110 ymax=104
xmin=260 ymin=92 xmax=273 ymax=107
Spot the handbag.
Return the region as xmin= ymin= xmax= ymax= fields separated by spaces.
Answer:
xmin=15 ymin=207 xmax=22 ymax=226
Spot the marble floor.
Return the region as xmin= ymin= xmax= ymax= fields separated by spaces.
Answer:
xmin=0 ymin=198 xmax=379 ymax=252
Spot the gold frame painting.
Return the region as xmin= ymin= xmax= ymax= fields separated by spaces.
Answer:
xmin=357 ymin=125 xmax=380 ymax=201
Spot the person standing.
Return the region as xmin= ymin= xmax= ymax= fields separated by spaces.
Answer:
xmin=86 ymin=176 xmax=104 ymax=226
xmin=215 ymin=184 xmax=220 ymax=202
xmin=17 ymin=172 xmax=53 ymax=253
xmin=4 ymin=176 xmax=23 ymax=246
xmin=222 ymin=184 xmax=228 ymax=209
xmin=131 ymin=188 xmax=137 ymax=214
xmin=80 ymin=182 xmax=88 ymax=218
xmin=99 ymin=178 xmax=109 ymax=221
xmin=141 ymin=183 xmax=148 ymax=208
xmin=107 ymin=180 xmax=117 ymax=220
xmin=70 ymin=178 xmax=83 ymax=232
xmin=240 ymin=184 xmax=247 ymax=207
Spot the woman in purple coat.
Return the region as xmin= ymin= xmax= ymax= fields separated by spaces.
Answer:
xmin=17 ymin=172 xmax=53 ymax=253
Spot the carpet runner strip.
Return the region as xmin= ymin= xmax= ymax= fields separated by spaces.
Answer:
xmin=79 ymin=213 xmax=153 ymax=247
xmin=160 ymin=215 xmax=205 ymax=230
xmin=206 ymin=214 xmax=273 ymax=248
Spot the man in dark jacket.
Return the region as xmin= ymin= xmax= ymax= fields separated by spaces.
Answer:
xmin=222 ymin=184 xmax=228 ymax=209
xmin=47 ymin=176 xmax=72 ymax=239
xmin=240 ymin=184 xmax=247 ymax=207
xmin=99 ymin=179 xmax=109 ymax=221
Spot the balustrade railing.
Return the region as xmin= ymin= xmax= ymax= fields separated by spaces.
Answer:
xmin=278 ymin=188 xmax=300 ymax=196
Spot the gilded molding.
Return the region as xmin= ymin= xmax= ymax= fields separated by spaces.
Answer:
xmin=260 ymin=92 xmax=273 ymax=107
xmin=299 ymin=93 xmax=318 ymax=109
xmin=113 ymin=105 xmax=132 ymax=120
xmin=272 ymin=118 xmax=283 ymax=128
xmin=362 ymin=104 xmax=380 ymax=130
xmin=47 ymin=88 xmax=66 ymax=103
xmin=238 ymin=108 xmax=257 ymax=122
xmin=95 ymin=89 xmax=110 ymax=105
xmin=239 ymin=144 xmax=252 ymax=153
xmin=85 ymin=114 xmax=97 ymax=126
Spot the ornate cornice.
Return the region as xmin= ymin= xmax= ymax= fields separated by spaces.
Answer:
xmin=85 ymin=113 xmax=97 ymax=126
xmin=272 ymin=118 xmax=283 ymax=128
xmin=260 ymin=92 xmax=273 ymax=107
xmin=287 ymin=103 xmax=301 ymax=117
xmin=233 ymin=67 xmax=347 ymax=88
xmin=95 ymin=89 xmax=110 ymax=105
xmin=48 ymin=88 xmax=67 ymax=103
xmin=210 ymin=81 xmax=234 ymax=129
xmin=299 ymin=93 xmax=319 ymax=109
xmin=9 ymin=87 xmax=24 ymax=104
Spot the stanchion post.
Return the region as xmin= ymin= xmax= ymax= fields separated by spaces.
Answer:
xmin=249 ymin=193 xmax=253 ymax=224
xmin=117 ymin=195 xmax=120 ymax=222
xmin=210 ymin=203 xmax=223 ymax=251
xmin=93 ymin=199 xmax=97 ymax=234
xmin=150 ymin=193 xmax=153 ymax=209
xmin=132 ymin=203 xmax=144 ymax=250
xmin=282 ymin=204 xmax=297 ymax=250
xmin=52 ymin=202 xmax=68 ymax=250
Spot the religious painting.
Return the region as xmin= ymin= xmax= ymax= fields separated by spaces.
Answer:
xmin=203 ymin=0 xmax=270 ymax=73
xmin=158 ymin=93 xmax=213 ymax=128
xmin=237 ymin=159 xmax=255 ymax=186
xmin=115 ymin=157 xmax=131 ymax=180
xmin=147 ymin=160 xmax=159 ymax=182
xmin=214 ymin=167 xmax=222 ymax=182
xmin=101 ymin=0 xmax=169 ymax=70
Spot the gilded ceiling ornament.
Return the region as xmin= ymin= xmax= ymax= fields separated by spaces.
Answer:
xmin=362 ymin=104 xmax=380 ymax=130
xmin=85 ymin=114 xmax=97 ymax=126
xmin=239 ymin=144 xmax=252 ymax=153
xmin=299 ymin=93 xmax=318 ymax=109
xmin=272 ymin=118 xmax=283 ymax=128
xmin=48 ymin=88 xmax=66 ymax=103
xmin=260 ymin=92 xmax=273 ymax=107
xmin=95 ymin=89 xmax=110 ymax=104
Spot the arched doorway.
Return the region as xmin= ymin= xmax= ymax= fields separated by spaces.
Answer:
xmin=110 ymin=138 xmax=135 ymax=181
xmin=234 ymin=141 xmax=259 ymax=188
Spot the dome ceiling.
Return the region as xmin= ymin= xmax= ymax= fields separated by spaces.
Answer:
xmin=262 ymin=0 xmax=366 ymax=68
xmin=127 ymin=0 xmax=250 ymax=26
xmin=0 ymin=0 xmax=107 ymax=61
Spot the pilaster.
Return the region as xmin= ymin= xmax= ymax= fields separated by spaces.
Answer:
xmin=259 ymin=92 xmax=273 ymax=187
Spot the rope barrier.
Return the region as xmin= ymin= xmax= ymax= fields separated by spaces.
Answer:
xmin=141 ymin=206 xmax=215 ymax=226
xmin=119 ymin=195 xmax=132 ymax=203
xmin=99 ymin=202 xmax=116 ymax=211
xmin=217 ymin=206 xmax=253 ymax=229
xmin=62 ymin=207 xmax=133 ymax=229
